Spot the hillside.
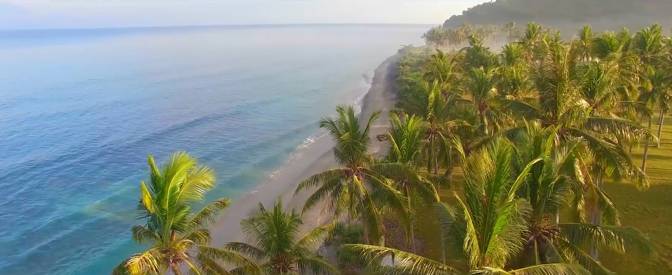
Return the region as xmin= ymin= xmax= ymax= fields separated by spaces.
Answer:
xmin=444 ymin=0 xmax=672 ymax=31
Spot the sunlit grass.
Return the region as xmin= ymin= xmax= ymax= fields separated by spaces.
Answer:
xmin=600 ymin=115 xmax=672 ymax=274
xmin=414 ymin=116 xmax=672 ymax=274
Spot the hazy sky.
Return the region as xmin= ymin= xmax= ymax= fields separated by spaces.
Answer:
xmin=0 ymin=0 xmax=487 ymax=29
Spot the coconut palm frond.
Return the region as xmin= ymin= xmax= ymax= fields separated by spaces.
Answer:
xmin=559 ymin=223 xmax=650 ymax=254
xmin=131 ymin=225 xmax=159 ymax=244
xmin=296 ymin=255 xmax=340 ymax=275
xmin=198 ymin=246 xmax=261 ymax=274
xmin=191 ymin=198 xmax=231 ymax=228
xmin=497 ymin=263 xmax=590 ymax=275
xmin=117 ymin=249 xmax=162 ymax=275
xmin=551 ymin=237 xmax=615 ymax=275
xmin=295 ymin=169 xmax=346 ymax=195
xmin=224 ymin=242 xmax=266 ymax=260
xmin=301 ymin=174 xmax=343 ymax=213
xmin=296 ymin=223 xmax=333 ymax=250
xmin=178 ymin=164 xmax=216 ymax=203
xmin=343 ymin=244 xmax=459 ymax=275
xmin=185 ymin=228 xmax=211 ymax=245
xmin=197 ymin=255 xmax=234 ymax=275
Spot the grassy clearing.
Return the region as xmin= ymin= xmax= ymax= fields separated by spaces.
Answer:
xmin=600 ymin=115 xmax=672 ymax=274
xmin=414 ymin=116 xmax=672 ymax=274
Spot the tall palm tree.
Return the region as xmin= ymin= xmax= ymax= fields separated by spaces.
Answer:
xmin=639 ymin=66 xmax=670 ymax=171
xmin=344 ymin=139 xmax=589 ymax=275
xmin=574 ymin=25 xmax=594 ymax=62
xmin=512 ymin=38 xmax=647 ymax=185
xmin=295 ymin=105 xmax=406 ymax=245
xmin=114 ymin=152 xmax=258 ymax=275
xmin=633 ymin=25 xmax=665 ymax=66
xmin=463 ymin=35 xmax=497 ymax=71
xmin=519 ymin=23 xmax=545 ymax=63
xmin=642 ymin=67 xmax=671 ymax=148
xmin=383 ymin=113 xmax=439 ymax=251
xmin=464 ymin=67 xmax=498 ymax=135
xmin=425 ymin=49 xmax=458 ymax=90
xmin=225 ymin=201 xmax=338 ymax=275
xmin=509 ymin=124 xmax=653 ymax=274
xmin=421 ymin=81 xmax=454 ymax=174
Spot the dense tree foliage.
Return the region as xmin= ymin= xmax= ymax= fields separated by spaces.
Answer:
xmin=114 ymin=153 xmax=259 ymax=275
xmin=343 ymin=23 xmax=664 ymax=274
xmin=443 ymin=0 xmax=672 ymax=31
xmin=118 ymin=23 xmax=669 ymax=275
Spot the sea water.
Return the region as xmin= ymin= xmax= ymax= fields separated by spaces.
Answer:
xmin=0 ymin=24 xmax=427 ymax=274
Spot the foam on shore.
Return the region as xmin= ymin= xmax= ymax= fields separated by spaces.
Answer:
xmin=210 ymin=53 xmax=401 ymax=244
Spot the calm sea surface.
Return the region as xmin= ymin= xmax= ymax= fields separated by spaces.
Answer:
xmin=0 ymin=25 xmax=427 ymax=274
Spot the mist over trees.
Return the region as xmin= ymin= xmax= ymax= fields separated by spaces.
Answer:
xmin=444 ymin=0 xmax=672 ymax=32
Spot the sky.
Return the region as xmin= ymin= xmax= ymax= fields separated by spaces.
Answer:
xmin=0 ymin=0 xmax=487 ymax=30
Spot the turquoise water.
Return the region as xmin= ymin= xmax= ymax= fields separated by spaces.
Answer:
xmin=0 ymin=25 xmax=426 ymax=274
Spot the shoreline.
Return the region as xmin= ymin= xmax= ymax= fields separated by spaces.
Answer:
xmin=210 ymin=53 xmax=401 ymax=244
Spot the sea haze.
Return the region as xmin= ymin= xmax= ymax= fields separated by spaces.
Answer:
xmin=0 ymin=24 xmax=427 ymax=274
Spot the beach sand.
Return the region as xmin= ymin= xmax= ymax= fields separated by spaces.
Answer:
xmin=211 ymin=53 xmax=400 ymax=245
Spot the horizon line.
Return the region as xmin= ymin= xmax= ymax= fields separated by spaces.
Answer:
xmin=0 ymin=22 xmax=439 ymax=32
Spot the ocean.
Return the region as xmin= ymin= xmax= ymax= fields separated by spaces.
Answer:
xmin=0 ymin=24 xmax=427 ymax=274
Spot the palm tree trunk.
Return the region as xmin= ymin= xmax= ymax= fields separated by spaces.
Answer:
xmin=362 ymin=220 xmax=371 ymax=244
xmin=555 ymin=209 xmax=560 ymax=224
xmin=428 ymin=134 xmax=435 ymax=174
xmin=657 ymin=108 xmax=665 ymax=148
xmin=533 ymin=240 xmax=541 ymax=265
xmin=590 ymin=168 xmax=603 ymax=259
xmin=642 ymin=117 xmax=653 ymax=173
xmin=406 ymin=185 xmax=416 ymax=252
xmin=480 ymin=110 xmax=489 ymax=136
xmin=434 ymin=151 xmax=439 ymax=175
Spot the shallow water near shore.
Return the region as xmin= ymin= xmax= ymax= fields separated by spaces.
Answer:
xmin=0 ymin=24 xmax=427 ymax=274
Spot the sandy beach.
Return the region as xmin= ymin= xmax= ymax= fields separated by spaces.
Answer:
xmin=211 ymin=53 xmax=400 ymax=245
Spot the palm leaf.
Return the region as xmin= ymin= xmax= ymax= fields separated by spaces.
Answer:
xmin=296 ymin=255 xmax=339 ymax=275
xmin=477 ymin=263 xmax=590 ymax=275
xmin=224 ymin=242 xmax=265 ymax=260
xmin=116 ymin=249 xmax=162 ymax=275
xmin=191 ymin=198 xmax=231 ymax=228
xmin=198 ymin=246 xmax=261 ymax=274
xmin=342 ymin=244 xmax=459 ymax=275
xmin=551 ymin=237 xmax=615 ymax=275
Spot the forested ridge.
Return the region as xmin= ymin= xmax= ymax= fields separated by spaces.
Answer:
xmin=444 ymin=0 xmax=672 ymax=31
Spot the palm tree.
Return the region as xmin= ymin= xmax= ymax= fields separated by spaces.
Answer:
xmin=425 ymin=49 xmax=457 ymax=89
xmin=114 ymin=152 xmax=258 ymax=275
xmin=574 ymin=25 xmax=594 ymax=62
xmin=509 ymin=124 xmax=653 ymax=274
xmin=383 ymin=113 xmax=439 ymax=251
xmin=642 ymin=67 xmax=671 ymax=148
xmin=421 ymin=81 xmax=454 ymax=174
xmin=463 ymin=35 xmax=497 ymax=71
xmin=519 ymin=23 xmax=545 ymax=63
xmin=639 ymin=66 xmax=670 ymax=170
xmin=464 ymin=67 xmax=498 ymax=136
xmin=295 ymin=105 xmax=406 ymax=245
xmin=225 ymin=201 xmax=338 ymax=274
xmin=513 ymin=38 xmax=647 ymax=185
xmin=344 ymin=139 xmax=589 ymax=275
xmin=513 ymin=40 xmax=648 ymax=259
xmin=633 ymin=25 xmax=665 ymax=66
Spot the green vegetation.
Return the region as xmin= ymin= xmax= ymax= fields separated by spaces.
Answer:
xmin=295 ymin=105 xmax=409 ymax=245
xmin=443 ymin=0 xmax=672 ymax=31
xmin=339 ymin=23 xmax=669 ymax=274
xmin=117 ymin=23 xmax=672 ymax=275
xmin=114 ymin=152 xmax=259 ymax=275
xmin=225 ymin=201 xmax=338 ymax=274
